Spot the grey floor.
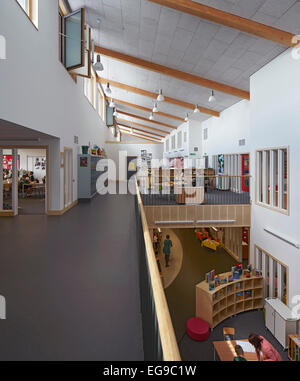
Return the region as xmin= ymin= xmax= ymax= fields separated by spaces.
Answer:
xmin=141 ymin=189 xmax=250 ymax=206
xmin=0 ymin=194 xmax=144 ymax=361
xmin=179 ymin=310 xmax=289 ymax=361
xmin=18 ymin=197 xmax=45 ymax=215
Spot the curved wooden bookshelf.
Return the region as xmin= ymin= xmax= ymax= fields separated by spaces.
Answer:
xmin=196 ymin=272 xmax=264 ymax=329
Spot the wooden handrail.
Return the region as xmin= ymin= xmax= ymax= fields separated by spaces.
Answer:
xmin=135 ymin=181 xmax=181 ymax=361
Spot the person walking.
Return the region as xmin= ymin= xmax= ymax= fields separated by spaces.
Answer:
xmin=163 ymin=235 xmax=173 ymax=267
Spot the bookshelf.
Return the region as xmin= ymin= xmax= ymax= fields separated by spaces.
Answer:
xmin=196 ymin=272 xmax=264 ymax=329
xmin=288 ymin=335 xmax=300 ymax=361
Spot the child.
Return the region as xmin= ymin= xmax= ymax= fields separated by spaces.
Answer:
xmin=233 ymin=345 xmax=247 ymax=361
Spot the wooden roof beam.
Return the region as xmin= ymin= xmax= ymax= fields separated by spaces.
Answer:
xmin=117 ymin=118 xmax=169 ymax=135
xmin=114 ymin=99 xmax=184 ymax=122
xmin=117 ymin=123 xmax=165 ymax=138
xmin=98 ymin=77 xmax=220 ymax=117
xmin=116 ymin=110 xmax=177 ymax=130
xmin=95 ymin=46 xmax=250 ymax=100
xmin=148 ymin=0 xmax=296 ymax=47
xmin=120 ymin=130 xmax=162 ymax=142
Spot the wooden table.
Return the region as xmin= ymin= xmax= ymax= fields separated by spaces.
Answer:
xmin=213 ymin=339 xmax=258 ymax=361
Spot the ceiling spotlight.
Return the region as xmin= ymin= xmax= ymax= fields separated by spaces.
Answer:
xmin=149 ymin=112 xmax=154 ymax=120
xmin=93 ymin=54 xmax=104 ymax=72
xmin=209 ymin=90 xmax=216 ymax=103
xmin=105 ymin=83 xmax=112 ymax=95
xmin=157 ymin=89 xmax=165 ymax=102
xmin=109 ymin=98 xmax=115 ymax=108
xmin=194 ymin=104 xmax=200 ymax=113
xmin=184 ymin=113 xmax=189 ymax=122
xmin=152 ymin=103 xmax=158 ymax=113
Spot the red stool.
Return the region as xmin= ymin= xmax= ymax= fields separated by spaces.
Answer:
xmin=187 ymin=317 xmax=210 ymax=341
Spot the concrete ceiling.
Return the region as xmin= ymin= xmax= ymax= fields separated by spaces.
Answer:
xmin=67 ymin=0 xmax=299 ymax=132
xmin=0 ymin=119 xmax=58 ymax=141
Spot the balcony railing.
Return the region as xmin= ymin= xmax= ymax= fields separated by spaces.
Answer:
xmin=138 ymin=175 xmax=251 ymax=206
xmin=135 ymin=181 xmax=181 ymax=361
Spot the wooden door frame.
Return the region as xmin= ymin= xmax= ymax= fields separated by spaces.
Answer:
xmin=63 ymin=146 xmax=73 ymax=208
xmin=0 ymin=145 xmax=49 ymax=215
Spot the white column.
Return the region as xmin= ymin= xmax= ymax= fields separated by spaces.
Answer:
xmin=269 ymin=257 xmax=274 ymax=298
xmin=255 ymin=248 xmax=260 ymax=269
xmin=237 ymin=154 xmax=242 ymax=193
xmin=12 ymin=148 xmax=18 ymax=216
xmin=270 ymin=150 xmax=274 ymax=207
xmin=277 ymin=263 xmax=283 ymax=301
xmin=278 ymin=149 xmax=284 ymax=209
xmin=0 ymin=149 xmax=3 ymax=211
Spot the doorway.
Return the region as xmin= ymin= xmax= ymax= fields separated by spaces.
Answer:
xmin=64 ymin=147 xmax=73 ymax=208
xmin=1 ymin=146 xmax=48 ymax=215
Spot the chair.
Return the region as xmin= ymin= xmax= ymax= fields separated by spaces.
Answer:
xmin=223 ymin=327 xmax=235 ymax=341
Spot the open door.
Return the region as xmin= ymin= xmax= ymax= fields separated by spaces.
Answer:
xmin=63 ymin=8 xmax=91 ymax=78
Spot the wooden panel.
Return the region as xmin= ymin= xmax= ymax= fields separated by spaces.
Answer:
xmin=95 ymin=46 xmax=250 ymax=99
xmin=144 ymin=204 xmax=251 ymax=228
xmin=148 ymin=0 xmax=297 ymax=47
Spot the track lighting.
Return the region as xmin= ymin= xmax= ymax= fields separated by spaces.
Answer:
xmin=209 ymin=90 xmax=216 ymax=103
xmin=194 ymin=104 xmax=200 ymax=113
xmin=105 ymin=83 xmax=112 ymax=95
xmin=93 ymin=54 xmax=104 ymax=72
xmin=152 ymin=103 xmax=158 ymax=113
xmin=157 ymin=89 xmax=164 ymax=102
xmin=149 ymin=113 xmax=154 ymax=120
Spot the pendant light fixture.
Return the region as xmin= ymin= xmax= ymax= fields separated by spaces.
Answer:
xmin=152 ymin=103 xmax=158 ymax=113
xmin=149 ymin=112 xmax=154 ymax=120
xmin=209 ymin=90 xmax=216 ymax=103
xmin=184 ymin=113 xmax=189 ymax=122
xmin=157 ymin=89 xmax=165 ymax=102
xmin=93 ymin=54 xmax=104 ymax=72
xmin=105 ymin=83 xmax=112 ymax=95
xmin=109 ymin=98 xmax=115 ymax=108
xmin=113 ymin=108 xmax=118 ymax=117
xmin=93 ymin=19 xmax=104 ymax=72
xmin=194 ymin=104 xmax=200 ymax=113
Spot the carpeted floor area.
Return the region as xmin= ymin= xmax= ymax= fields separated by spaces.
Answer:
xmin=164 ymin=228 xmax=288 ymax=361
xmin=179 ymin=310 xmax=289 ymax=361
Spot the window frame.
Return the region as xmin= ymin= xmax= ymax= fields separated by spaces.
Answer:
xmin=254 ymin=245 xmax=289 ymax=305
xmin=255 ymin=146 xmax=289 ymax=215
xmin=15 ymin=0 xmax=38 ymax=29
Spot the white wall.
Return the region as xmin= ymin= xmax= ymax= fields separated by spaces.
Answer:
xmin=250 ymin=48 xmax=300 ymax=308
xmin=202 ymin=100 xmax=250 ymax=159
xmin=0 ymin=0 xmax=110 ymax=210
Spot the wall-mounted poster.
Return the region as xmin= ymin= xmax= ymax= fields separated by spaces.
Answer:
xmin=3 ymin=155 xmax=20 ymax=170
xmin=217 ymin=154 xmax=224 ymax=174
xmin=80 ymin=157 xmax=88 ymax=168
xmin=141 ymin=150 xmax=147 ymax=163
xmin=27 ymin=156 xmax=47 ymax=180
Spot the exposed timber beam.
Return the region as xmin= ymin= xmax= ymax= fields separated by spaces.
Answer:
xmin=120 ymin=130 xmax=161 ymax=142
xmin=148 ymin=0 xmax=297 ymax=47
xmin=114 ymin=99 xmax=184 ymax=122
xmin=117 ymin=118 xmax=169 ymax=135
xmin=95 ymin=46 xmax=250 ymax=99
xmin=116 ymin=110 xmax=177 ymax=129
xmin=117 ymin=123 xmax=165 ymax=138
xmin=98 ymin=78 xmax=220 ymax=117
